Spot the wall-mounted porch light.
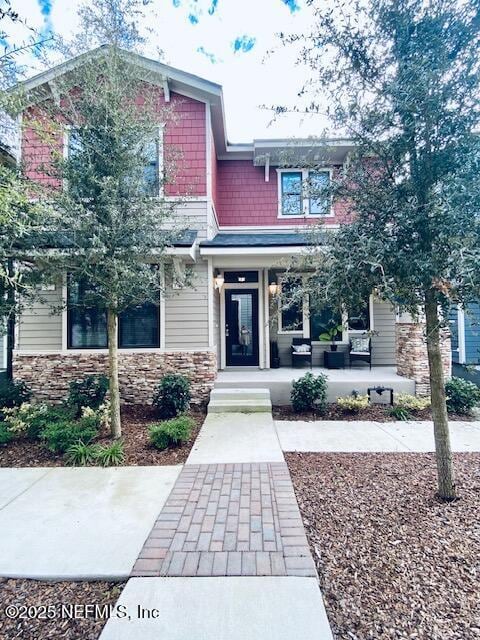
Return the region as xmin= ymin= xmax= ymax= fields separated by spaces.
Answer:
xmin=268 ymin=282 xmax=279 ymax=296
xmin=214 ymin=271 xmax=225 ymax=290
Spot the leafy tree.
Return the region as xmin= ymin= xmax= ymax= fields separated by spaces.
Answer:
xmin=285 ymin=0 xmax=480 ymax=499
xmin=16 ymin=0 xmax=185 ymax=437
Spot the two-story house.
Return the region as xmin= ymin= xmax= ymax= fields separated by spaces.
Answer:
xmin=11 ymin=47 xmax=450 ymax=405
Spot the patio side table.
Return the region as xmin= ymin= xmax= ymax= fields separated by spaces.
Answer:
xmin=324 ymin=350 xmax=345 ymax=369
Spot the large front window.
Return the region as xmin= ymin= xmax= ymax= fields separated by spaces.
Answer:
xmin=67 ymin=278 xmax=160 ymax=349
xmin=278 ymin=277 xmax=304 ymax=333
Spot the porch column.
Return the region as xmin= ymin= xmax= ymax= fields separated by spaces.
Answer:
xmin=395 ymin=310 xmax=452 ymax=396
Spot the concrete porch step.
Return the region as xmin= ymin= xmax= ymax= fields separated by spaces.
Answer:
xmin=210 ymin=388 xmax=271 ymax=401
xmin=208 ymin=388 xmax=272 ymax=414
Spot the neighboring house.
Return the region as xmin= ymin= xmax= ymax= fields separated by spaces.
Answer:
xmin=450 ymin=304 xmax=480 ymax=369
xmin=11 ymin=47 xmax=450 ymax=403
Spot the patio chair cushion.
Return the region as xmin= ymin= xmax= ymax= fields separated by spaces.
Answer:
xmin=350 ymin=337 xmax=370 ymax=353
xmin=292 ymin=344 xmax=311 ymax=353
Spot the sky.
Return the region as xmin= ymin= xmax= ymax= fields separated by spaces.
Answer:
xmin=2 ymin=0 xmax=331 ymax=143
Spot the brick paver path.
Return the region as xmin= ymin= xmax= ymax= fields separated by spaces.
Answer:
xmin=131 ymin=462 xmax=316 ymax=577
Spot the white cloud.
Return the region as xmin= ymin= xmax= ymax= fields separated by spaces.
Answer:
xmin=9 ymin=0 xmax=332 ymax=142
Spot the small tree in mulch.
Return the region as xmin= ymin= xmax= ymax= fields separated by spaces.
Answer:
xmin=283 ymin=0 xmax=480 ymax=500
xmin=14 ymin=2 xmax=187 ymax=438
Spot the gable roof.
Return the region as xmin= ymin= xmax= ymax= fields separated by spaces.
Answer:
xmin=18 ymin=45 xmax=354 ymax=163
xmin=18 ymin=45 xmax=229 ymax=157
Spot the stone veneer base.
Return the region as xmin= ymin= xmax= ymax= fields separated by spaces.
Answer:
xmin=12 ymin=350 xmax=217 ymax=406
xmin=396 ymin=323 xmax=451 ymax=396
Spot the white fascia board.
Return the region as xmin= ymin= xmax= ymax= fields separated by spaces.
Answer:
xmin=199 ymin=245 xmax=310 ymax=257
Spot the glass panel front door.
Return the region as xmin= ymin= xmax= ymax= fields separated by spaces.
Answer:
xmin=225 ymin=289 xmax=259 ymax=366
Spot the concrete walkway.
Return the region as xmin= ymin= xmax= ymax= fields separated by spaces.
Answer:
xmin=187 ymin=412 xmax=284 ymax=464
xmin=275 ymin=419 xmax=480 ymax=452
xmin=0 ymin=466 xmax=181 ymax=579
xmin=100 ymin=400 xmax=333 ymax=639
xmin=100 ymin=577 xmax=332 ymax=640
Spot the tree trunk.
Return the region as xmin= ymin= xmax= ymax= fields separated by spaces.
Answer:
xmin=424 ymin=289 xmax=456 ymax=500
xmin=107 ymin=307 xmax=121 ymax=439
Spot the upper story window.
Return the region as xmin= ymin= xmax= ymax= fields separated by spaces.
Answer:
xmin=65 ymin=127 xmax=162 ymax=197
xmin=278 ymin=169 xmax=332 ymax=218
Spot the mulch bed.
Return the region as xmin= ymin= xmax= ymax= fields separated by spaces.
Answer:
xmin=287 ymin=452 xmax=480 ymax=640
xmin=0 ymin=405 xmax=205 ymax=468
xmin=0 ymin=579 xmax=125 ymax=640
xmin=273 ymin=404 xmax=473 ymax=422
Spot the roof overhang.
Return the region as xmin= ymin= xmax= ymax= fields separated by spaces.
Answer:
xmin=252 ymin=138 xmax=356 ymax=166
xmin=200 ymin=245 xmax=308 ymax=257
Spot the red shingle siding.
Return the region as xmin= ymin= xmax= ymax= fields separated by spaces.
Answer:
xmin=22 ymin=90 xmax=207 ymax=197
xmin=22 ymin=107 xmax=63 ymax=189
xmin=216 ymin=160 xmax=353 ymax=226
xmin=164 ymin=93 xmax=206 ymax=197
xmin=211 ymin=136 xmax=219 ymax=215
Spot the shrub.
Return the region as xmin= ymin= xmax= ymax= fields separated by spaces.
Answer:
xmin=41 ymin=416 xmax=99 ymax=454
xmin=67 ymin=375 xmax=109 ymax=416
xmin=395 ymin=393 xmax=431 ymax=411
xmin=81 ymin=401 xmax=111 ymax=431
xmin=65 ymin=442 xmax=99 ymax=466
xmin=0 ymin=380 xmax=31 ymax=417
xmin=95 ymin=440 xmax=125 ymax=466
xmin=149 ymin=415 xmax=194 ymax=451
xmin=2 ymin=403 xmax=48 ymax=438
xmin=445 ymin=377 xmax=480 ymax=415
xmin=291 ymin=372 xmax=328 ymax=413
xmin=0 ymin=422 xmax=13 ymax=445
xmin=1 ymin=403 xmax=72 ymax=440
xmin=337 ymin=394 xmax=369 ymax=413
xmin=388 ymin=405 xmax=412 ymax=421
xmin=153 ymin=374 xmax=191 ymax=419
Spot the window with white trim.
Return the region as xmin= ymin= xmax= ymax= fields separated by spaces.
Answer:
xmin=65 ymin=127 xmax=163 ymax=196
xmin=347 ymin=297 xmax=373 ymax=332
xmin=67 ymin=276 xmax=160 ymax=349
xmin=278 ymin=169 xmax=332 ymax=218
xmin=278 ymin=276 xmax=305 ymax=334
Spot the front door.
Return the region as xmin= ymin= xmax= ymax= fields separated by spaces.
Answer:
xmin=225 ymin=289 xmax=259 ymax=366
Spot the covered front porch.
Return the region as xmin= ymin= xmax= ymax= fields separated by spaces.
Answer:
xmin=200 ymin=232 xmax=445 ymax=397
xmin=215 ymin=366 xmax=415 ymax=405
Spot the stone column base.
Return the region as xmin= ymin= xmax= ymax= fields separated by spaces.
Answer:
xmin=395 ymin=323 xmax=451 ymax=395
xmin=12 ymin=350 xmax=217 ymax=407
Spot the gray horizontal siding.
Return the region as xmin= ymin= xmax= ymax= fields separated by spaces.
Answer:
xmin=464 ymin=303 xmax=480 ymax=364
xmin=164 ymin=261 xmax=209 ymax=349
xmin=17 ymin=287 xmax=63 ymax=351
xmin=0 ymin=334 xmax=5 ymax=369
xmin=165 ymin=200 xmax=208 ymax=241
xmin=371 ymin=300 xmax=396 ymax=365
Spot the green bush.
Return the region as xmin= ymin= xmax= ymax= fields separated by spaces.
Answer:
xmin=153 ymin=374 xmax=191 ymax=419
xmin=337 ymin=394 xmax=369 ymax=413
xmin=65 ymin=442 xmax=100 ymax=466
xmin=445 ymin=377 xmax=480 ymax=415
xmin=0 ymin=380 xmax=31 ymax=418
xmin=95 ymin=440 xmax=125 ymax=466
xmin=67 ymin=375 xmax=109 ymax=416
xmin=41 ymin=416 xmax=99 ymax=454
xmin=291 ymin=372 xmax=328 ymax=413
xmin=0 ymin=422 xmax=13 ymax=445
xmin=149 ymin=415 xmax=194 ymax=451
xmin=387 ymin=405 xmax=412 ymax=421
xmin=2 ymin=403 xmax=72 ymax=440
xmin=395 ymin=393 xmax=431 ymax=411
